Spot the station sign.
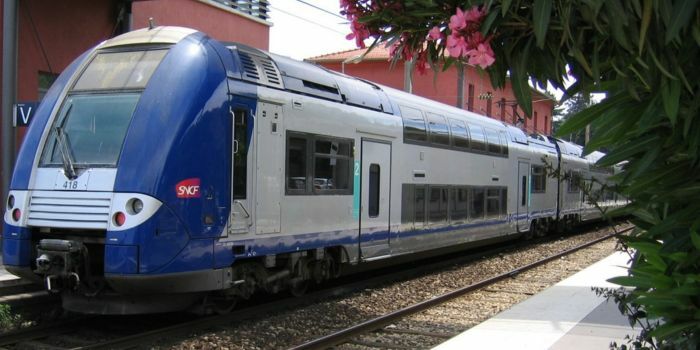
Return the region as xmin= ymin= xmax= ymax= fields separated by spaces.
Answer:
xmin=13 ymin=101 xmax=39 ymax=127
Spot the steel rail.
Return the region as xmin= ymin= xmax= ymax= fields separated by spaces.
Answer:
xmin=289 ymin=225 xmax=633 ymax=350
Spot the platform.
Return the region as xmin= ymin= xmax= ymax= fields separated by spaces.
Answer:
xmin=434 ymin=252 xmax=640 ymax=350
xmin=1 ymin=255 xmax=20 ymax=283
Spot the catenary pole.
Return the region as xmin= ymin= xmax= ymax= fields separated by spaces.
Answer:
xmin=2 ymin=0 xmax=19 ymax=207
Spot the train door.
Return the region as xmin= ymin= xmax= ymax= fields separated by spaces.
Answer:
xmin=254 ymin=102 xmax=283 ymax=234
xmin=360 ymin=139 xmax=391 ymax=259
xmin=228 ymin=107 xmax=252 ymax=235
xmin=517 ymin=161 xmax=530 ymax=232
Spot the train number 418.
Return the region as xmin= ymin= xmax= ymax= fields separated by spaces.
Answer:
xmin=63 ymin=180 xmax=79 ymax=190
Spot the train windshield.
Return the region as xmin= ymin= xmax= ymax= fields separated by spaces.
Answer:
xmin=40 ymin=49 xmax=168 ymax=168
xmin=40 ymin=93 xmax=140 ymax=167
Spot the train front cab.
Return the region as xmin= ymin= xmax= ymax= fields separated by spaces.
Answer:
xmin=3 ymin=27 xmax=243 ymax=313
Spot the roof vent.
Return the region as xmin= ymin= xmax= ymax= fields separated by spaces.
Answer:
xmin=235 ymin=49 xmax=283 ymax=89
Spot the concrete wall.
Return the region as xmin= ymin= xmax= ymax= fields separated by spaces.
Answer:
xmin=132 ymin=0 xmax=270 ymax=49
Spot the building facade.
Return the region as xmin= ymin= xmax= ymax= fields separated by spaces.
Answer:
xmin=307 ymin=47 xmax=555 ymax=136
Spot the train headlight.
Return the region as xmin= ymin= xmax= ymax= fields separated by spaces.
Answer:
xmin=7 ymin=195 xmax=14 ymax=210
xmin=129 ymin=198 xmax=144 ymax=215
xmin=12 ymin=208 xmax=21 ymax=222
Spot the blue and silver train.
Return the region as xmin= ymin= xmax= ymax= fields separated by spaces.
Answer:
xmin=2 ymin=27 xmax=624 ymax=314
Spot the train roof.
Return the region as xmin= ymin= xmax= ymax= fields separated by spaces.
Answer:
xmin=104 ymin=27 xmax=592 ymax=157
xmin=224 ymin=41 xmax=515 ymax=132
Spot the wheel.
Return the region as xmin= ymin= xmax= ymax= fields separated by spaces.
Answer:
xmin=523 ymin=221 xmax=535 ymax=240
xmin=289 ymin=278 xmax=309 ymax=297
xmin=535 ymin=220 xmax=548 ymax=238
xmin=212 ymin=297 xmax=237 ymax=315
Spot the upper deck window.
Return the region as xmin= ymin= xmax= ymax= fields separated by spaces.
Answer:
xmin=73 ymin=49 xmax=168 ymax=91
xmin=400 ymin=106 xmax=427 ymax=143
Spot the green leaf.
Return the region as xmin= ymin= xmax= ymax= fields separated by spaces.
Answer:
xmin=649 ymin=322 xmax=695 ymax=339
xmin=597 ymin=133 xmax=661 ymax=166
xmin=533 ymin=0 xmax=552 ymax=48
xmin=509 ymin=44 xmax=533 ymax=118
xmin=639 ymin=0 xmax=652 ymax=55
xmin=691 ymin=231 xmax=700 ymax=251
xmin=482 ymin=8 xmax=500 ymax=34
xmin=661 ymin=79 xmax=681 ymax=126
xmin=501 ymin=0 xmax=513 ymax=16
xmin=665 ymin=0 xmax=700 ymax=43
xmin=556 ymin=94 xmax=629 ymax=136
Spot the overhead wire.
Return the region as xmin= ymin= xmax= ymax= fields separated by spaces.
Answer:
xmin=22 ymin=1 xmax=53 ymax=74
xmin=294 ymin=0 xmax=346 ymax=20
xmin=270 ymin=5 xmax=348 ymax=36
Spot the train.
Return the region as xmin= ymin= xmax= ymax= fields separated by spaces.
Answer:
xmin=2 ymin=27 xmax=624 ymax=314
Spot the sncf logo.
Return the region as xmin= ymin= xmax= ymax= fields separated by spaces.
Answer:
xmin=176 ymin=178 xmax=201 ymax=198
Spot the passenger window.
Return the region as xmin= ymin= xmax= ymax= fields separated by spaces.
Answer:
xmin=568 ymin=170 xmax=582 ymax=193
xmin=313 ymin=139 xmax=352 ymax=193
xmin=450 ymin=187 xmax=469 ymax=222
xmin=468 ymin=124 xmax=487 ymax=151
xmin=414 ymin=186 xmax=426 ymax=226
xmin=531 ymin=165 xmax=546 ymax=193
xmin=400 ymin=106 xmax=427 ymax=143
xmin=486 ymin=188 xmax=501 ymax=217
xmin=401 ymin=184 xmax=415 ymax=225
xmin=449 ymin=119 xmax=470 ymax=149
xmin=427 ymin=113 xmax=450 ymax=146
xmin=368 ymin=164 xmax=380 ymax=218
xmin=500 ymin=189 xmax=508 ymax=215
xmin=521 ymin=175 xmax=527 ymax=206
xmin=499 ymin=131 xmax=509 ymax=156
xmin=470 ymin=188 xmax=485 ymax=219
xmin=233 ymin=109 xmax=248 ymax=199
xmin=429 ymin=187 xmax=448 ymax=224
xmin=286 ymin=132 xmax=354 ymax=195
xmin=287 ymin=135 xmax=308 ymax=193
xmin=485 ymin=128 xmax=501 ymax=154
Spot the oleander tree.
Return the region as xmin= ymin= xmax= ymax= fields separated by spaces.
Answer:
xmin=340 ymin=0 xmax=700 ymax=348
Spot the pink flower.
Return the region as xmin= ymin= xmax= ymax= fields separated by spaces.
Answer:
xmin=346 ymin=20 xmax=370 ymax=48
xmin=428 ymin=26 xmax=442 ymax=41
xmin=449 ymin=7 xmax=467 ymax=31
xmin=446 ymin=32 xmax=469 ymax=58
xmin=467 ymin=43 xmax=495 ymax=69
xmin=415 ymin=51 xmax=429 ymax=75
xmin=464 ymin=6 xmax=485 ymax=23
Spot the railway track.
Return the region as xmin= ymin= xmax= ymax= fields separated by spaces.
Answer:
xmin=0 ymin=223 xmax=629 ymax=349
xmin=289 ymin=225 xmax=633 ymax=350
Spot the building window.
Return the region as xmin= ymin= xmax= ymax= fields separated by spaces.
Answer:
xmin=467 ymin=84 xmax=475 ymax=111
xmin=286 ymin=132 xmax=354 ymax=195
xmin=531 ymin=165 xmax=546 ymax=193
xmin=499 ymin=98 xmax=506 ymax=121
xmin=534 ymin=111 xmax=539 ymax=133
xmin=486 ymin=92 xmax=492 ymax=117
